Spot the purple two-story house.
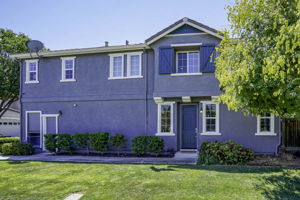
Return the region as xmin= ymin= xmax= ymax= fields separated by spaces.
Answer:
xmin=12 ymin=18 xmax=281 ymax=154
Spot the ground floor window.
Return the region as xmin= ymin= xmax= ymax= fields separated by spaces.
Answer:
xmin=201 ymin=101 xmax=220 ymax=135
xmin=256 ymin=113 xmax=276 ymax=136
xmin=156 ymin=102 xmax=175 ymax=136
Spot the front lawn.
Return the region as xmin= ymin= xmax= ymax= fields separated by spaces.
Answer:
xmin=0 ymin=161 xmax=299 ymax=200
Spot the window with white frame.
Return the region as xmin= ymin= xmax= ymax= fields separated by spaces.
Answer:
xmin=256 ymin=113 xmax=276 ymax=136
xmin=61 ymin=57 xmax=76 ymax=82
xmin=25 ymin=59 xmax=39 ymax=83
xmin=127 ymin=52 xmax=142 ymax=77
xmin=109 ymin=54 xmax=124 ymax=78
xmin=156 ymin=102 xmax=175 ymax=136
xmin=201 ymin=101 xmax=220 ymax=135
xmin=176 ymin=51 xmax=200 ymax=73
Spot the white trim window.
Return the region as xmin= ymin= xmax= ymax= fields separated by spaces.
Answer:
xmin=127 ymin=52 xmax=142 ymax=77
xmin=156 ymin=102 xmax=175 ymax=136
xmin=256 ymin=113 xmax=276 ymax=136
xmin=201 ymin=101 xmax=220 ymax=135
xmin=109 ymin=53 xmax=124 ymax=79
xmin=25 ymin=59 xmax=39 ymax=84
xmin=61 ymin=57 xmax=76 ymax=82
xmin=176 ymin=51 xmax=200 ymax=74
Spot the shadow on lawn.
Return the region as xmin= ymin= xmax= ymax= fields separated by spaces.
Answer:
xmin=7 ymin=160 xmax=29 ymax=165
xmin=150 ymin=166 xmax=175 ymax=172
xmin=256 ymin=171 xmax=300 ymax=200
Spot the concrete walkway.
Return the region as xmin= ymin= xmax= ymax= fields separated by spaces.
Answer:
xmin=0 ymin=152 xmax=198 ymax=165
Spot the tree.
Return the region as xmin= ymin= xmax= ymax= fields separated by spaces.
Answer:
xmin=0 ymin=29 xmax=30 ymax=118
xmin=216 ymin=0 xmax=300 ymax=118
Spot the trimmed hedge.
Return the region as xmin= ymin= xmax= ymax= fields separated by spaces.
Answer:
xmin=198 ymin=141 xmax=255 ymax=165
xmin=1 ymin=143 xmax=34 ymax=155
xmin=110 ymin=134 xmax=126 ymax=155
xmin=90 ymin=132 xmax=110 ymax=153
xmin=72 ymin=133 xmax=91 ymax=154
xmin=131 ymin=136 xmax=164 ymax=156
xmin=57 ymin=133 xmax=74 ymax=153
xmin=148 ymin=136 xmax=164 ymax=156
xmin=44 ymin=134 xmax=57 ymax=153
xmin=0 ymin=137 xmax=19 ymax=153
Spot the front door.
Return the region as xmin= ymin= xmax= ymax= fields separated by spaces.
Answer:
xmin=181 ymin=105 xmax=197 ymax=149
xmin=42 ymin=115 xmax=58 ymax=150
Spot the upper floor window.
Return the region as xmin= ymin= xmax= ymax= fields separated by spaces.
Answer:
xmin=25 ymin=59 xmax=39 ymax=84
xmin=256 ymin=113 xmax=276 ymax=136
xmin=156 ymin=102 xmax=175 ymax=136
xmin=176 ymin=51 xmax=200 ymax=74
xmin=61 ymin=57 xmax=76 ymax=82
xmin=109 ymin=52 xmax=143 ymax=80
xmin=201 ymin=101 xmax=221 ymax=135
xmin=127 ymin=52 xmax=142 ymax=77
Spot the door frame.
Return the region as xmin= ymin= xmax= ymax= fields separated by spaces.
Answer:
xmin=41 ymin=114 xmax=59 ymax=150
xmin=25 ymin=111 xmax=42 ymax=148
xmin=180 ymin=104 xmax=199 ymax=150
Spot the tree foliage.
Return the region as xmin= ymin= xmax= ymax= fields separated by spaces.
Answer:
xmin=0 ymin=29 xmax=30 ymax=117
xmin=216 ymin=0 xmax=300 ymax=118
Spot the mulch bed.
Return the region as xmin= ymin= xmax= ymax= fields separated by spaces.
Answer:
xmin=247 ymin=153 xmax=300 ymax=168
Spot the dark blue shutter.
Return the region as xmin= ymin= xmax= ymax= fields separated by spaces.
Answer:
xmin=159 ymin=46 xmax=174 ymax=74
xmin=200 ymin=44 xmax=216 ymax=72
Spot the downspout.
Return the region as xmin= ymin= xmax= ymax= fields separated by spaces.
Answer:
xmin=144 ymin=48 xmax=148 ymax=136
xmin=18 ymin=60 xmax=23 ymax=143
xmin=276 ymin=117 xmax=282 ymax=156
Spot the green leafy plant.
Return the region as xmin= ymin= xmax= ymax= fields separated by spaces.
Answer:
xmin=110 ymin=134 xmax=126 ymax=156
xmin=0 ymin=137 xmax=19 ymax=153
xmin=148 ymin=136 xmax=164 ymax=156
xmin=198 ymin=141 xmax=255 ymax=165
xmin=44 ymin=134 xmax=57 ymax=153
xmin=1 ymin=142 xmax=34 ymax=155
xmin=131 ymin=136 xmax=148 ymax=156
xmin=72 ymin=133 xmax=91 ymax=155
xmin=57 ymin=134 xmax=74 ymax=153
xmin=90 ymin=132 xmax=110 ymax=154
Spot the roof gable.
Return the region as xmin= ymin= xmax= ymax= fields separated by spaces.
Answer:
xmin=169 ymin=24 xmax=204 ymax=35
xmin=145 ymin=17 xmax=223 ymax=45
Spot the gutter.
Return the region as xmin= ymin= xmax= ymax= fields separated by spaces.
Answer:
xmin=10 ymin=43 xmax=150 ymax=59
xmin=19 ymin=60 xmax=23 ymax=142
xmin=144 ymin=48 xmax=148 ymax=136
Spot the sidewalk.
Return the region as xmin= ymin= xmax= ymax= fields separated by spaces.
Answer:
xmin=0 ymin=152 xmax=198 ymax=165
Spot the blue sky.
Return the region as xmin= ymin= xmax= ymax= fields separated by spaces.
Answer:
xmin=1 ymin=0 xmax=234 ymax=50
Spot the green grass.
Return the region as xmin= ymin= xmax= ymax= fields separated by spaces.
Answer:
xmin=0 ymin=161 xmax=299 ymax=200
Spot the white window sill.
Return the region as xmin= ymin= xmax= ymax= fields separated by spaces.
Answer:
xmin=170 ymin=73 xmax=202 ymax=76
xmin=25 ymin=81 xmax=39 ymax=84
xmin=60 ymin=79 xmax=76 ymax=82
xmin=155 ymin=132 xmax=175 ymax=136
xmin=255 ymin=132 xmax=277 ymax=136
xmin=200 ymin=132 xmax=222 ymax=136
xmin=108 ymin=76 xmax=143 ymax=80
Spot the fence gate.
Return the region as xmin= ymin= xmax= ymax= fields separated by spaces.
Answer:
xmin=282 ymin=118 xmax=300 ymax=150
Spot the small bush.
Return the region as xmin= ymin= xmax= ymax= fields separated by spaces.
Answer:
xmin=0 ymin=137 xmax=20 ymax=153
xmin=198 ymin=141 xmax=255 ymax=165
xmin=90 ymin=132 xmax=110 ymax=153
xmin=44 ymin=134 xmax=57 ymax=153
xmin=1 ymin=143 xmax=34 ymax=155
xmin=72 ymin=133 xmax=91 ymax=154
xmin=148 ymin=136 xmax=164 ymax=156
xmin=131 ymin=136 xmax=148 ymax=156
xmin=57 ymin=134 xmax=74 ymax=153
xmin=110 ymin=134 xmax=126 ymax=155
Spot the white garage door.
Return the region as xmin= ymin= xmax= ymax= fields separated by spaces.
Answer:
xmin=0 ymin=119 xmax=20 ymax=137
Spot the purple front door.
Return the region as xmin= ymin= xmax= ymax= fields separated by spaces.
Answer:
xmin=181 ymin=105 xmax=197 ymax=149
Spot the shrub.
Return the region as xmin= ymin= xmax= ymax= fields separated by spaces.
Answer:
xmin=90 ymin=132 xmax=110 ymax=153
xmin=198 ymin=141 xmax=255 ymax=165
xmin=131 ymin=136 xmax=148 ymax=156
xmin=44 ymin=134 xmax=57 ymax=153
xmin=57 ymin=134 xmax=74 ymax=153
xmin=72 ymin=133 xmax=91 ymax=154
xmin=1 ymin=143 xmax=34 ymax=155
xmin=0 ymin=137 xmax=19 ymax=153
xmin=110 ymin=134 xmax=126 ymax=155
xmin=148 ymin=136 xmax=164 ymax=156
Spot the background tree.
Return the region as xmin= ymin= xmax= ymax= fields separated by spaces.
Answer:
xmin=0 ymin=29 xmax=30 ymax=118
xmin=216 ymin=0 xmax=299 ymax=118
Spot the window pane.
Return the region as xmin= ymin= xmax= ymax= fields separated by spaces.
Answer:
xmin=29 ymin=62 xmax=37 ymax=71
xmin=206 ymin=104 xmax=216 ymax=117
xmin=113 ymin=56 xmax=122 ymax=77
xmin=29 ymin=72 xmax=37 ymax=81
xmin=260 ymin=118 xmax=271 ymax=132
xmin=130 ymin=55 xmax=140 ymax=76
xmin=65 ymin=60 xmax=73 ymax=69
xmin=161 ymin=105 xmax=171 ymax=132
xmin=262 ymin=113 xmax=271 ymax=117
xmin=206 ymin=119 xmax=216 ymax=132
xmin=65 ymin=70 xmax=73 ymax=79
xmin=177 ymin=53 xmax=187 ymax=73
xmin=188 ymin=52 xmax=199 ymax=73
